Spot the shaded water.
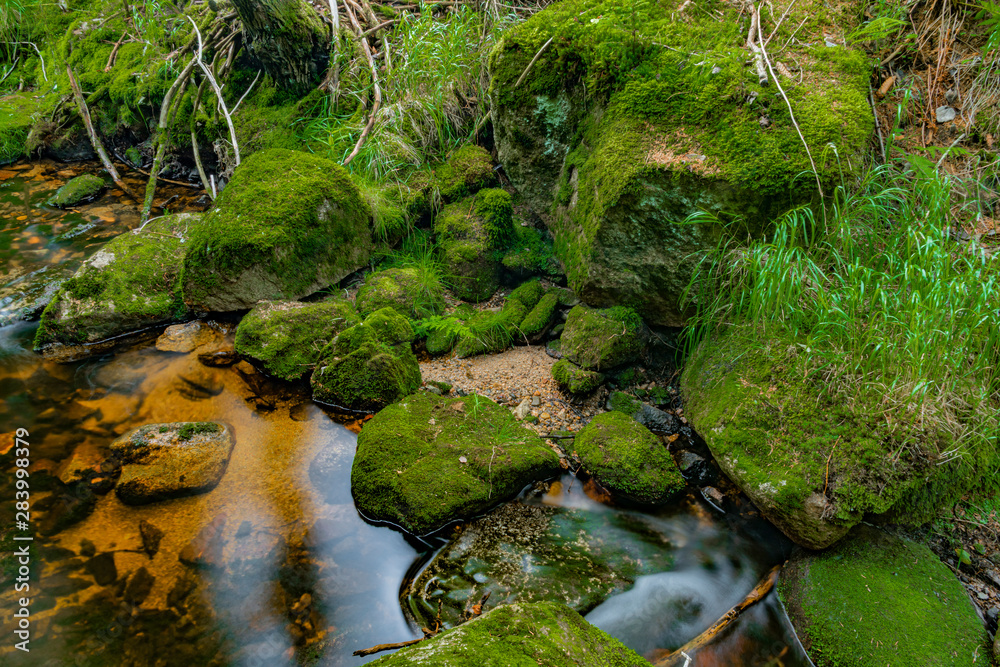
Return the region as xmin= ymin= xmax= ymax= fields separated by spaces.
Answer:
xmin=0 ymin=163 xmax=811 ymax=666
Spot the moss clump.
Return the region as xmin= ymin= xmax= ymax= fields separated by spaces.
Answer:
xmin=607 ymin=391 xmax=643 ymax=416
xmin=177 ymin=422 xmax=222 ymax=442
xmin=355 ymin=267 xmax=445 ymax=320
xmin=507 ymin=279 xmax=544 ymax=310
xmin=574 ymin=411 xmax=685 ymax=505
xmin=310 ymin=307 xmax=421 ymax=411
xmin=435 ymin=189 xmax=516 ymax=302
xmin=234 ymin=298 xmax=360 ymax=382
xmin=34 ymin=214 xmax=198 ymax=350
xmin=502 ymin=225 xmax=561 ymax=279
xmin=46 ymin=174 xmax=106 ymax=208
xmin=351 ymin=392 xmax=561 ymax=535
xmin=0 ymin=94 xmax=43 ymax=164
xmin=779 ymin=525 xmax=989 ymax=667
xmin=182 ymin=149 xmax=372 ymax=312
xmin=520 ymin=292 xmax=558 ymax=340
xmin=434 ymin=144 xmax=496 ymax=202
xmin=680 ymin=324 xmax=995 ymax=549
xmin=453 ymin=298 xmax=531 ymax=358
xmin=560 ymin=305 xmax=644 ymax=371
xmin=552 ymin=359 xmax=604 ymax=394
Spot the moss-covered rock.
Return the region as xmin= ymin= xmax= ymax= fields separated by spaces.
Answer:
xmin=371 ymin=601 xmax=649 ymax=666
xmin=502 ymin=224 xmax=562 ymax=280
xmin=489 ymin=0 xmax=872 ymax=326
xmin=182 ymin=149 xmax=372 ymax=312
xmin=680 ymin=325 xmax=993 ymax=549
xmin=0 ymin=93 xmax=45 ymax=164
xmin=111 ymin=422 xmax=234 ymax=505
xmin=47 ymin=174 xmax=106 ymax=208
xmin=552 ymin=359 xmax=604 ymax=394
xmin=434 ymin=144 xmax=497 ymax=203
xmin=521 ymin=292 xmax=559 ymax=342
xmin=779 ymin=525 xmax=990 ymax=667
xmin=355 ymin=267 xmax=445 ymax=320
xmin=560 ymin=305 xmax=644 ymax=371
xmin=450 ymin=280 xmax=548 ymax=357
xmin=574 ymin=411 xmax=685 ymax=505
xmin=406 ymin=501 xmax=672 ymax=630
xmin=34 ymin=214 xmax=198 ymax=351
xmin=351 ymin=392 xmax=561 ymax=534
xmin=310 ymin=307 xmax=420 ymax=411
xmin=234 ymin=298 xmax=359 ymax=382
xmin=436 ymin=189 xmax=515 ymax=302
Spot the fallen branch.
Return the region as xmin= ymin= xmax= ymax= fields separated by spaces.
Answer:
xmin=323 ymin=0 xmax=342 ymax=105
xmin=352 ymin=638 xmax=423 ymax=657
xmin=230 ymin=69 xmax=261 ymax=114
xmin=746 ymin=5 xmax=768 ymax=86
xmin=105 ymin=30 xmax=129 ymax=71
xmin=187 ymin=16 xmax=241 ymax=167
xmin=65 ymin=56 xmax=138 ymax=201
xmin=342 ymin=0 xmax=381 ymax=167
xmin=188 ymin=78 xmax=213 ymax=199
xmin=653 ymin=564 xmax=782 ymax=667
xmin=514 ymin=36 xmax=553 ymax=88
xmin=10 ymin=42 xmax=47 ymax=81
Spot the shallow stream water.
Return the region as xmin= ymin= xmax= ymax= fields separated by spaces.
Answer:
xmin=0 ymin=162 xmax=811 ymax=666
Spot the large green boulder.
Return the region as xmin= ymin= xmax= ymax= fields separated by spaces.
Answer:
xmin=560 ymin=305 xmax=644 ymax=371
xmin=234 ymin=298 xmax=359 ymax=381
xmin=371 ymin=601 xmax=649 ymax=666
xmin=574 ymin=411 xmax=685 ymax=505
xmin=681 ymin=325 xmax=993 ymax=549
xmin=182 ymin=149 xmax=372 ymax=311
xmin=779 ymin=525 xmax=990 ymax=667
xmin=436 ymin=188 xmax=515 ymax=302
xmin=310 ymin=307 xmax=420 ymax=411
xmin=47 ymin=174 xmax=106 ymax=208
xmin=34 ymin=214 xmax=198 ymax=351
xmin=434 ymin=144 xmax=497 ymax=203
xmin=489 ymin=0 xmax=872 ymax=325
xmin=406 ymin=500 xmax=673 ymax=629
xmin=351 ymin=392 xmax=561 ymax=535
xmin=355 ymin=267 xmax=445 ymax=320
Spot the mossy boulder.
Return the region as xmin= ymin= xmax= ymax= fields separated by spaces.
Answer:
xmin=560 ymin=305 xmax=644 ymax=371
xmin=434 ymin=144 xmax=497 ymax=202
xmin=47 ymin=174 xmax=106 ymax=208
xmin=0 ymin=93 xmax=43 ymax=164
xmin=34 ymin=213 xmax=198 ymax=351
xmin=681 ymin=325 xmax=993 ymax=549
xmin=234 ymin=298 xmax=360 ymax=382
xmin=552 ymin=359 xmax=604 ymax=394
xmin=436 ymin=188 xmax=515 ymax=302
xmin=371 ymin=601 xmax=649 ymax=666
xmin=310 ymin=307 xmax=420 ymax=411
xmin=779 ymin=525 xmax=990 ymax=667
xmin=502 ymin=224 xmax=562 ymax=280
xmin=489 ymin=0 xmax=872 ymax=325
xmin=110 ymin=422 xmax=234 ymax=505
xmin=182 ymin=149 xmax=372 ymax=312
xmin=520 ymin=291 xmax=558 ymax=341
xmin=351 ymin=392 xmax=561 ymax=535
xmin=452 ymin=280 xmax=543 ymax=357
xmin=355 ymin=267 xmax=445 ymax=320
xmin=574 ymin=411 xmax=685 ymax=505
xmin=406 ymin=501 xmax=672 ymax=630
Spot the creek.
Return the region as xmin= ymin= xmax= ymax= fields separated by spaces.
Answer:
xmin=0 ymin=161 xmax=811 ymax=666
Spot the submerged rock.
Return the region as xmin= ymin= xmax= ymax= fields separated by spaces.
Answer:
xmin=371 ymin=601 xmax=649 ymax=666
xmin=355 ymin=267 xmax=445 ymax=320
xmin=574 ymin=411 xmax=685 ymax=505
xmin=47 ymin=174 xmax=106 ymax=208
xmin=34 ymin=213 xmax=199 ymax=352
xmin=310 ymin=307 xmax=421 ymax=411
xmin=436 ymin=189 xmax=515 ymax=302
xmin=407 ymin=501 xmax=673 ymax=629
xmin=182 ymin=149 xmax=372 ymax=312
xmin=235 ymin=298 xmax=359 ymax=382
xmin=560 ymin=305 xmax=644 ymax=371
xmin=110 ymin=422 xmax=234 ymax=505
xmin=780 ymin=525 xmax=989 ymax=667
xmin=155 ymin=321 xmax=222 ymax=353
xmin=351 ymin=392 xmax=561 ymax=535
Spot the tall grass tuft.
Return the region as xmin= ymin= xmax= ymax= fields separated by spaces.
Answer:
xmin=685 ymin=162 xmax=1000 ymax=462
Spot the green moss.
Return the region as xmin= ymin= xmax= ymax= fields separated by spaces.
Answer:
xmin=502 ymin=225 xmax=560 ymax=278
xmin=182 ymin=149 xmax=373 ymax=311
xmin=779 ymin=525 xmax=990 ymax=667
xmin=355 ymin=267 xmax=445 ymax=320
xmin=521 ymin=292 xmax=558 ymax=338
xmin=435 ymin=144 xmax=497 ymax=202
xmin=574 ymin=411 xmax=685 ymax=505
xmin=47 ymin=174 xmax=106 ymax=208
xmin=234 ymin=298 xmax=360 ymax=382
xmin=552 ymin=359 xmax=604 ymax=394
xmin=607 ymin=391 xmax=642 ymax=416
xmin=177 ymin=422 xmax=221 ymax=442
xmin=351 ymin=392 xmax=561 ymax=535
xmin=0 ymin=93 xmax=44 ymax=164
xmin=436 ymin=190 xmax=515 ymax=302
xmin=453 ymin=298 xmax=530 ymax=358
xmin=560 ymin=305 xmax=644 ymax=371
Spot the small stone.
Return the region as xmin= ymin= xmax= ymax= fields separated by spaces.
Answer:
xmin=979 ymin=592 xmax=990 ymax=600
xmin=513 ymin=398 xmax=532 ymax=420
xmin=531 ymin=396 xmax=541 ymax=407
xmin=936 ymin=105 xmax=957 ymax=123
xmin=198 ymin=349 xmax=240 ymax=367
xmin=235 ymin=520 xmax=253 ymax=538
xmin=533 ymin=390 xmax=541 ymax=396
xmin=139 ymin=519 xmax=164 ymax=557
xmin=702 ymin=486 xmax=725 ymax=507
xmin=85 ymin=552 xmax=117 ymax=586
xmin=540 ymin=412 xmax=551 ymax=420
xmin=124 ymin=567 xmax=155 ymax=605
xmin=156 ymin=321 xmax=220 ymax=353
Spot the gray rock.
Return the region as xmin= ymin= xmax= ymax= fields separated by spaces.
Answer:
xmin=47 ymin=174 xmax=106 ymax=208
xmin=675 ymin=450 xmax=716 ymax=486
xmin=514 ymin=398 xmax=532 ymax=419
xmin=936 ymin=105 xmax=957 ymax=123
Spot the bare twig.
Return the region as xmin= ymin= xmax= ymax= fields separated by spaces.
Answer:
xmin=515 ymin=36 xmax=553 ymax=88
xmin=104 ymin=31 xmax=128 ymax=71
xmin=342 ymin=0 xmax=381 ymax=167
xmin=230 ymin=69 xmax=261 ymax=114
xmin=187 ymin=16 xmax=241 ymax=166
xmin=352 ymin=638 xmax=423 ymax=657
xmin=10 ymin=42 xmax=47 ymax=81
xmin=762 ymin=0 xmax=797 ymax=49
xmin=746 ymin=5 xmax=769 ymax=86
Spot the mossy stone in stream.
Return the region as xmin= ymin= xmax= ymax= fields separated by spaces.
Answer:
xmin=779 ymin=524 xmax=990 ymax=667
xmin=182 ymin=148 xmax=372 ymax=312
xmin=434 ymin=144 xmax=496 ymax=203
xmin=47 ymin=174 xmax=106 ymax=208
xmin=355 ymin=267 xmax=446 ymax=320
xmin=406 ymin=501 xmax=673 ymax=629
xmin=436 ymin=189 xmax=515 ymax=302
xmin=110 ymin=422 xmax=234 ymax=505
xmin=680 ymin=324 xmax=997 ymax=549
xmin=574 ymin=411 xmax=685 ymax=505
xmin=34 ymin=213 xmax=199 ymax=351
xmin=234 ymin=298 xmax=360 ymax=382
xmin=371 ymin=601 xmax=649 ymax=666
xmin=310 ymin=307 xmax=420 ymax=411
xmin=351 ymin=392 xmax=561 ymax=535
xmin=551 ymin=359 xmax=604 ymax=394
xmin=560 ymin=305 xmax=644 ymax=371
